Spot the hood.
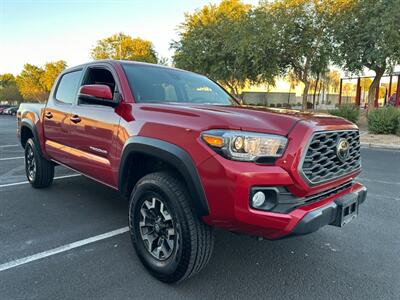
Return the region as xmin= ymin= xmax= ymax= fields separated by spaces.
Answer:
xmin=137 ymin=103 xmax=355 ymax=136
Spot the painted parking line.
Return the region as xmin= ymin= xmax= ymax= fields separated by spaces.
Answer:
xmin=0 ymin=174 xmax=81 ymax=188
xmin=368 ymin=192 xmax=400 ymax=201
xmin=0 ymin=227 xmax=129 ymax=272
xmin=0 ymin=144 xmax=19 ymax=148
xmin=358 ymin=177 xmax=400 ymax=186
xmin=0 ymin=156 xmax=24 ymax=161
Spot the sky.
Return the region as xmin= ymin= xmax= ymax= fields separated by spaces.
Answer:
xmin=1 ymin=0 xmax=398 ymax=77
xmin=0 ymin=0 xmax=259 ymax=75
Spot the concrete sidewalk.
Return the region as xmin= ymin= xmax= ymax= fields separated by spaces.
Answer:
xmin=360 ymin=132 xmax=400 ymax=150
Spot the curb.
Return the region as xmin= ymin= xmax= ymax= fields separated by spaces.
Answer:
xmin=360 ymin=142 xmax=400 ymax=151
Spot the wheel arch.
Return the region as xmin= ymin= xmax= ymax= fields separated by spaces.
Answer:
xmin=119 ymin=136 xmax=209 ymax=217
xmin=20 ymin=119 xmax=43 ymax=156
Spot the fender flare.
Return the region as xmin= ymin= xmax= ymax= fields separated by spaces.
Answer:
xmin=119 ymin=136 xmax=210 ymax=216
xmin=20 ymin=119 xmax=44 ymax=156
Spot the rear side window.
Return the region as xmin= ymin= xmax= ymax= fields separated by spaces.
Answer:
xmin=55 ymin=70 xmax=83 ymax=104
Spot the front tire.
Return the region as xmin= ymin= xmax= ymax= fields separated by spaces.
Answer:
xmin=25 ymin=138 xmax=54 ymax=188
xmin=129 ymin=172 xmax=214 ymax=283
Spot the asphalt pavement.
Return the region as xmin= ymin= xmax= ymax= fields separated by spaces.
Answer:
xmin=0 ymin=115 xmax=399 ymax=299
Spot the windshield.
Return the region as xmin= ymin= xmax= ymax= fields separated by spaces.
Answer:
xmin=122 ymin=64 xmax=235 ymax=105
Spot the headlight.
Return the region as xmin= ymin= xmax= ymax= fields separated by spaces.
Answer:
xmin=201 ymin=130 xmax=288 ymax=162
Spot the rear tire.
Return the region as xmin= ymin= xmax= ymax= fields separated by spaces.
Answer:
xmin=129 ymin=172 xmax=214 ymax=283
xmin=25 ymin=138 xmax=54 ymax=188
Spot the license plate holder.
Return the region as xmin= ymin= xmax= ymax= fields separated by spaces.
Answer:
xmin=334 ymin=193 xmax=359 ymax=227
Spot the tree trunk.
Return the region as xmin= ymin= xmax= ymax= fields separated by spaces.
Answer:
xmin=302 ymin=81 xmax=310 ymax=110
xmin=318 ymin=82 xmax=323 ymax=105
xmin=225 ymin=81 xmax=240 ymax=98
xmin=232 ymin=87 xmax=239 ymax=98
xmin=312 ymin=74 xmax=320 ymax=110
xmin=367 ymin=67 xmax=385 ymax=110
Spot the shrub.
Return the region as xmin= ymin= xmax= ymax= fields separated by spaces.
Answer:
xmin=367 ymin=107 xmax=400 ymax=134
xmin=397 ymin=115 xmax=400 ymax=136
xmin=329 ymin=104 xmax=360 ymax=124
xmin=276 ymin=103 xmax=282 ymax=108
xmin=269 ymin=103 xmax=276 ymax=107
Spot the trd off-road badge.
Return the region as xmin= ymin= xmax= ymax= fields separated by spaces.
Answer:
xmin=336 ymin=138 xmax=350 ymax=163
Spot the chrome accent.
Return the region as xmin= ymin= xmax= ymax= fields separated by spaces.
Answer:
xmin=89 ymin=146 xmax=108 ymax=155
xmin=336 ymin=138 xmax=350 ymax=163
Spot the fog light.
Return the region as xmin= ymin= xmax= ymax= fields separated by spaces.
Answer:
xmin=252 ymin=191 xmax=266 ymax=208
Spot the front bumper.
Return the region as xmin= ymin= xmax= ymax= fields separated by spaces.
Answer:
xmin=199 ymin=154 xmax=367 ymax=239
xmin=290 ymin=185 xmax=367 ymax=236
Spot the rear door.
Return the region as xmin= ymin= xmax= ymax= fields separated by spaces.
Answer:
xmin=67 ymin=64 xmax=121 ymax=187
xmin=43 ymin=68 xmax=83 ymax=162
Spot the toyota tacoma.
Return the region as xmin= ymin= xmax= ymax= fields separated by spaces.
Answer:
xmin=17 ymin=60 xmax=367 ymax=283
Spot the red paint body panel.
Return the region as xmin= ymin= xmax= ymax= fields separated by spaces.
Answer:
xmin=17 ymin=60 xmax=366 ymax=239
xmin=79 ymin=84 xmax=113 ymax=100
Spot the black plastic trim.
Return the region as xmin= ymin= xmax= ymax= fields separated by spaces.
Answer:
xmin=79 ymin=63 xmax=122 ymax=107
xmin=20 ymin=119 xmax=43 ymax=156
xmin=250 ymin=181 xmax=354 ymax=214
xmin=291 ymin=185 xmax=367 ymax=236
xmin=298 ymin=129 xmax=361 ymax=187
xmin=118 ymin=136 xmax=209 ymax=216
xmin=78 ymin=94 xmax=120 ymax=107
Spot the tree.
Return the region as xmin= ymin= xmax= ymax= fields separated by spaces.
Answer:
xmin=0 ymin=74 xmax=23 ymax=104
xmin=265 ymin=0 xmax=335 ymax=110
xmin=16 ymin=64 xmax=46 ymax=102
xmin=172 ymin=0 xmax=250 ymax=96
xmin=332 ymin=0 xmax=400 ymax=109
xmin=0 ymin=73 xmax=16 ymax=87
xmin=316 ymin=70 xmax=340 ymax=104
xmin=245 ymin=7 xmax=285 ymax=87
xmin=286 ymin=72 xmax=299 ymax=103
xmin=182 ymin=0 xmax=251 ymax=30
xmin=157 ymin=57 xmax=169 ymax=66
xmin=325 ymin=70 xmax=340 ymax=94
xmin=42 ymin=60 xmax=67 ymax=91
xmin=91 ymin=33 xmax=158 ymax=63
xmin=16 ymin=61 xmax=66 ymax=103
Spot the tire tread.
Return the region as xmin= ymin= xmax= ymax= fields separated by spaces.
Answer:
xmin=130 ymin=172 xmax=214 ymax=283
xmin=26 ymin=138 xmax=54 ymax=188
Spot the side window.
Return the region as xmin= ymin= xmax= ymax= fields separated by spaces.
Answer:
xmin=55 ymin=70 xmax=83 ymax=104
xmin=82 ymin=68 xmax=116 ymax=95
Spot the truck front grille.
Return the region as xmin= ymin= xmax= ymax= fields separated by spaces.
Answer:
xmin=300 ymin=130 xmax=361 ymax=185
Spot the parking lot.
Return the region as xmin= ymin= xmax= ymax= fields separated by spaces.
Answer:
xmin=0 ymin=115 xmax=399 ymax=299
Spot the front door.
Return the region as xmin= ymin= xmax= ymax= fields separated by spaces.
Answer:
xmin=67 ymin=65 xmax=121 ymax=187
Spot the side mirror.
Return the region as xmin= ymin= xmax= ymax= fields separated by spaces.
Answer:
xmin=78 ymin=84 xmax=119 ymax=107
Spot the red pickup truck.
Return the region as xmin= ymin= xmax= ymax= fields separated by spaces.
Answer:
xmin=17 ymin=60 xmax=367 ymax=283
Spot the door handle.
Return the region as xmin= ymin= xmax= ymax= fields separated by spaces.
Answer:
xmin=70 ymin=115 xmax=81 ymax=124
xmin=45 ymin=111 xmax=53 ymax=119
